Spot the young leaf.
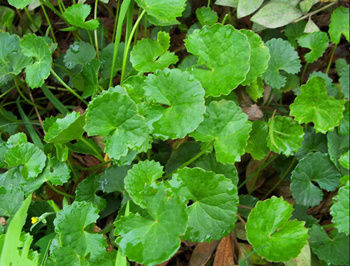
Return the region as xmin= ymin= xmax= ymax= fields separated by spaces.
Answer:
xmin=290 ymin=77 xmax=345 ymax=133
xmin=237 ymin=0 xmax=263 ymax=18
xmin=135 ymin=0 xmax=186 ymax=26
xmin=191 ymin=100 xmax=252 ymax=164
xmin=63 ymin=41 xmax=96 ymax=69
xmin=7 ymin=0 xmax=34 ymax=9
xmin=20 ymin=34 xmax=52 ymax=88
xmin=124 ymin=160 xmax=164 ymax=208
xmin=267 ymin=115 xmax=304 ymax=156
xmin=130 ymin=31 xmax=178 ymax=72
xmin=170 ymin=167 xmax=238 ymax=242
xmin=251 ymin=2 xmax=302 ymax=28
xmin=309 ymin=225 xmax=349 ymax=265
xmin=143 ymin=68 xmax=205 ymax=139
xmin=330 ymin=182 xmax=349 ymax=235
xmin=115 ymin=187 xmax=187 ymax=265
xmin=328 ymin=6 xmax=349 ymax=44
xmin=0 ymin=33 xmax=30 ymax=85
xmin=246 ymin=120 xmax=269 ymax=160
xmin=246 ymin=197 xmax=308 ymax=262
xmin=53 ymin=201 xmax=107 ymax=262
xmin=297 ymin=31 xmax=329 ymax=63
xmin=262 ymin=38 xmax=301 ymax=89
xmin=195 ymin=7 xmax=218 ymax=26
xmin=290 ymin=152 xmax=341 ymax=207
xmin=85 ymin=89 xmax=151 ymax=160
xmin=240 ymin=30 xmax=270 ymax=86
xmin=44 ymin=111 xmax=85 ymax=144
xmin=185 ymin=24 xmax=251 ymax=97
xmin=63 ymin=4 xmax=99 ymax=31
xmin=5 ymin=142 xmax=46 ymax=180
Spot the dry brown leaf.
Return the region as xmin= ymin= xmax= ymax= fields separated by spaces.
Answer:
xmin=189 ymin=241 xmax=219 ymax=266
xmin=213 ymin=236 xmax=235 ymax=266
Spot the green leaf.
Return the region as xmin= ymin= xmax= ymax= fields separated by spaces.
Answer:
xmin=299 ymin=0 xmax=318 ymax=13
xmin=76 ymin=175 xmax=106 ymax=211
xmin=115 ymin=187 xmax=187 ymax=265
xmin=0 ymin=6 xmax=15 ymax=32
xmin=0 ymin=195 xmax=39 ymax=266
xmin=0 ymin=32 xmax=30 ymax=85
xmin=339 ymin=150 xmax=349 ymax=169
xmin=246 ymin=196 xmax=308 ymax=262
xmin=237 ymin=0 xmax=263 ymax=18
xmin=330 ymin=182 xmax=349 ymax=235
xmin=215 ymin=0 xmax=238 ymax=7
xmin=77 ymin=58 xmax=101 ymax=98
xmin=53 ymin=201 xmax=107 ymax=262
xmin=41 ymin=157 xmax=70 ymax=186
xmin=267 ymin=115 xmax=304 ymax=156
xmin=185 ymin=24 xmax=251 ymax=97
xmin=135 ymin=0 xmax=186 ymax=26
xmin=246 ymin=120 xmax=269 ymax=160
xmin=290 ymin=77 xmax=345 ymax=133
xmin=0 ymin=171 xmax=24 ymax=217
xmin=20 ymin=34 xmax=52 ymax=88
xmin=143 ymin=68 xmax=205 ymax=139
xmin=63 ymin=4 xmax=99 ymax=31
xmin=44 ymin=111 xmax=85 ymax=144
xmin=327 ymin=129 xmax=349 ymax=175
xmin=194 ymin=153 xmax=239 ymax=186
xmin=63 ymin=41 xmax=96 ymax=69
xmin=251 ymin=2 xmax=302 ymax=28
xmin=290 ymin=152 xmax=340 ymax=207
xmin=191 ymin=100 xmax=252 ymax=164
xmin=124 ymin=160 xmax=164 ymax=208
xmin=170 ymin=167 xmax=238 ymax=242
xmin=8 ymin=0 xmax=34 ymax=9
xmin=309 ymin=225 xmax=349 ymax=265
xmin=284 ymin=20 xmax=307 ymax=48
xmin=296 ymin=127 xmax=327 ymax=159
xmin=339 ymin=64 xmax=349 ymax=99
xmin=297 ymin=31 xmax=329 ymax=63
xmin=263 ymin=38 xmax=301 ymax=89
xmin=240 ymin=30 xmax=270 ymax=86
xmin=98 ymin=165 xmax=130 ymax=193
xmin=5 ymin=142 xmax=46 ymax=180
xmin=130 ymin=31 xmax=178 ymax=72
xmin=328 ymin=6 xmax=349 ymax=44
xmin=85 ymin=89 xmax=151 ymax=160
xmin=195 ymin=7 xmax=218 ymax=26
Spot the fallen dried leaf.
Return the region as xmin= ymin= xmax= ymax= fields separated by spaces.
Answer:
xmin=213 ymin=236 xmax=235 ymax=266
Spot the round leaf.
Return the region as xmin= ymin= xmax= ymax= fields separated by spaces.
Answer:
xmin=330 ymin=182 xmax=349 ymax=235
xmin=329 ymin=6 xmax=349 ymax=44
xmin=297 ymin=31 xmax=329 ymax=63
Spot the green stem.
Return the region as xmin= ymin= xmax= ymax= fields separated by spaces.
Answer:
xmin=112 ymin=0 xmax=121 ymax=43
xmin=79 ymin=137 xmax=104 ymax=162
xmin=13 ymin=77 xmax=44 ymax=110
xmin=46 ymin=182 xmax=75 ymax=199
xmin=57 ymin=0 xmax=66 ymax=13
xmin=248 ymin=153 xmax=272 ymax=195
xmin=24 ymin=7 xmax=43 ymax=34
xmin=301 ymin=62 xmax=309 ymax=82
xmin=207 ymin=0 xmax=211 ymax=7
xmin=263 ymin=156 xmax=297 ymax=199
xmin=326 ymin=44 xmax=337 ymax=74
xmin=238 ymin=156 xmax=276 ymax=189
xmin=94 ymin=0 xmax=100 ymax=58
xmin=120 ymin=9 xmax=146 ymax=83
xmin=221 ymin=14 xmax=229 ymax=25
xmin=322 ymin=223 xmax=335 ymax=229
xmin=0 ymin=87 xmax=14 ymax=98
xmin=109 ymin=0 xmax=133 ymax=87
xmin=293 ymin=2 xmax=337 ymax=23
xmin=40 ymin=3 xmax=58 ymax=45
xmin=50 ymin=69 xmax=88 ymax=105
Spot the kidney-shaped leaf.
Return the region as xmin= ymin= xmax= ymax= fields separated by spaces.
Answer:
xmin=185 ymin=24 xmax=251 ymax=97
xmin=8 ymin=0 xmax=34 ymax=9
xmin=20 ymin=34 xmax=52 ymax=88
xmin=329 ymin=6 xmax=349 ymax=44
xmin=143 ymin=68 xmax=205 ymax=140
xmin=290 ymin=77 xmax=345 ymax=133
xmin=115 ymin=188 xmax=187 ymax=265
xmin=246 ymin=196 xmax=308 ymax=262
xmin=170 ymin=167 xmax=238 ymax=242
xmin=85 ymin=89 xmax=151 ymax=160
xmin=191 ymin=100 xmax=252 ymax=164
xmin=63 ymin=4 xmax=99 ymax=31
xmin=297 ymin=31 xmax=329 ymax=63
xmin=290 ymin=152 xmax=341 ymax=207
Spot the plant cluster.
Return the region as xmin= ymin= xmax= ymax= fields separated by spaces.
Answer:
xmin=0 ymin=0 xmax=349 ymax=265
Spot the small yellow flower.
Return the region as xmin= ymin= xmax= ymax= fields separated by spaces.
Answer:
xmin=31 ymin=217 xmax=39 ymax=224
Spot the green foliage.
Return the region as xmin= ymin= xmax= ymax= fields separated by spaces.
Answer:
xmin=263 ymin=38 xmax=301 ymax=89
xmin=328 ymin=6 xmax=349 ymax=44
xmin=8 ymin=0 xmax=34 ymax=9
xmin=330 ymin=182 xmax=349 ymax=235
xmin=185 ymin=24 xmax=250 ymax=96
xmin=195 ymin=7 xmax=218 ymax=26
xmin=246 ymin=120 xmax=269 ymax=160
xmin=297 ymin=31 xmax=329 ymax=63
xmin=246 ymin=197 xmax=308 ymax=262
xmin=290 ymin=77 xmax=345 ymax=133
xmin=63 ymin=4 xmax=99 ymax=31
